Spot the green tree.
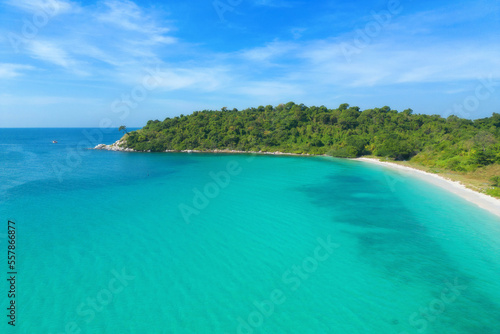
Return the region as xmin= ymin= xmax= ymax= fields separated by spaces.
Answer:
xmin=474 ymin=131 xmax=496 ymax=151
xmin=119 ymin=102 xmax=500 ymax=182
xmin=491 ymin=176 xmax=500 ymax=187
xmin=119 ymin=125 xmax=128 ymax=134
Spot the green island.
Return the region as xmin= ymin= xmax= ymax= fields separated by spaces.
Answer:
xmin=121 ymin=102 xmax=500 ymax=197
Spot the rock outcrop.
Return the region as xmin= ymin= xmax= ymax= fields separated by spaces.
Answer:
xmin=94 ymin=139 xmax=136 ymax=152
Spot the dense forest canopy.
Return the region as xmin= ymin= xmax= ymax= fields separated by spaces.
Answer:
xmin=124 ymin=102 xmax=500 ymax=173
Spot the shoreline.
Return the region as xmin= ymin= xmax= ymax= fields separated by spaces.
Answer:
xmin=354 ymin=157 xmax=500 ymax=219
xmin=94 ymin=141 xmax=500 ymax=218
xmin=94 ymin=140 xmax=316 ymax=156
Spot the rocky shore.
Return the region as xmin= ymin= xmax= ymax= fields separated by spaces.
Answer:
xmin=94 ymin=140 xmax=315 ymax=156
xmin=169 ymin=149 xmax=315 ymax=156
xmin=94 ymin=139 xmax=136 ymax=152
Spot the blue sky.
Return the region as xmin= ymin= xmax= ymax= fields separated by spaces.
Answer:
xmin=0 ymin=0 xmax=499 ymax=127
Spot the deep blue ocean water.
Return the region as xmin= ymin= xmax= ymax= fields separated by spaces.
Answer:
xmin=1 ymin=128 xmax=500 ymax=334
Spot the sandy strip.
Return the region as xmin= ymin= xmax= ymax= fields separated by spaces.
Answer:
xmin=354 ymin=157 xmax=500 ymax=219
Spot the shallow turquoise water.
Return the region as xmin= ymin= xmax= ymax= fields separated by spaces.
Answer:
xmin=1 ymin=129 xmax=500 ymax=333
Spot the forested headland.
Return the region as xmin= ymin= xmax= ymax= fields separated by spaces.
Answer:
xmin=122 ymin=102 xmax=500 ymax=196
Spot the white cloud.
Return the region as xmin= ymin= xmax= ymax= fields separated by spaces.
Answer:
xmin=239 ymin=41 xmax=297 ymax=64
xmin=26 ymin=40 xmax=79 ymax=69
xmin=5 ymin=0 xmax=78 ymax=15
xmin=7 ymin=0 xmax=176 ymax=76
xmin=1 ymin=0 xmax=499 ymax=126
xmin=299 ymin=40 xmax=500 ymax=87
xmin=0 ymin=63 xmax=34 ymax=78
xmin=97 ymin=0 xmax=170 ymax=37
xmin=234 ymin=36 xmax=500 ymax=91
xmin=153 ymin=66 xmax=230 ymax=91
xmin=71 ymin=45 xmax=125 ymax=67
xmin=141 ymin=35 xmax=177 ymax=46
xmin=396 ymin=2 xmax=500 ymax=34
xmin=0 ymin=94 xmax=100 ymax=106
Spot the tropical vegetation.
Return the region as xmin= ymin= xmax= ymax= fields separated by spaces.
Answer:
xmin=122 ymin=102 xmax=500 ymax=193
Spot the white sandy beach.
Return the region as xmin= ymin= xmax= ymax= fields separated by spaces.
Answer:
xmin=355 ymin=157 xmax=500 ymax=219
xmin=95 ymin=140 xmax=500 ymax=219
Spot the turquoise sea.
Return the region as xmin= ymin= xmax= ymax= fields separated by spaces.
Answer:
xmin=1 ymin=128 xmax=500 ymax=334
